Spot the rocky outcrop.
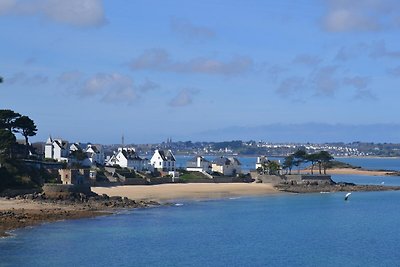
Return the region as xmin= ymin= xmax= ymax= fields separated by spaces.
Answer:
xmin=275 ymin=182 xmax=400 ymax=193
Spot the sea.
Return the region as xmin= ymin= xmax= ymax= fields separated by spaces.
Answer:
xmin=1 ymin=157 xmax=400 ymax=267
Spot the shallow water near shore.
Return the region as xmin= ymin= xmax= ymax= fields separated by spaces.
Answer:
xmin=1 ymin=191 xmax=400 ymax=266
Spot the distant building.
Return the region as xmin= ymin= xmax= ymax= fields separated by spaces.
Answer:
xmin=211 ymin=157 xmax=241 ymax=176
xmin=59 ymin=169 xmax=90 ymax=185
xmin=85 ymin=144 xmax=105 ymax=166
xmin=186 ymin=156 xmax=211 ymax=173
xmin=150 ymin=149 xmax=176 ymax=172
xmin=255 ymin=156 xmax=269 ymax=170
xmin=106 ymin=147 xmax=149 ymax=171
xmin=45 ymin=136 xmax=69 ymax=162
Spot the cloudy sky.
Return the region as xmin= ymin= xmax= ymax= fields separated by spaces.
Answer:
xmin=1 ymin=0 xmax=400 ymax=144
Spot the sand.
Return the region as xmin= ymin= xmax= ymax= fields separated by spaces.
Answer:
xmin=325 ymin=168 xmax=396 ymax=176
xmin=92 ymin=183 xmax=280 ymax=202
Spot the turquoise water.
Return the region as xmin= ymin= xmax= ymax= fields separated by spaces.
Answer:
xmin=2 ymin=191 xmax=400 ymax=267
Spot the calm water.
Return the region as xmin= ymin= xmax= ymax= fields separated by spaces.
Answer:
xmin=337 ymin=157 xmax=400 ymax=171
xmin=2 ymin=192 xmax=400 ymax=267
xmin=2 ymin=157 xmax=400 ymax=266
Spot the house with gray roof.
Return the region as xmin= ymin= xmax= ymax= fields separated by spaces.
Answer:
xmin=211 ymin=156 xmax=241 ymax=176
xmin=106 ymin=147 xmax=149 ymax=171
xmin=150 ymin=149 xmax=176 ymax=172
xmin=186 ymin=156 xmax=211 ymax=173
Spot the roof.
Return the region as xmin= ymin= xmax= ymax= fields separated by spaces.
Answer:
xmin=121 ymin=150 xmax=143 ymax=161
xmin=212 ymin=157 xmax=231 ymax=166
xmin=212 ymin=157 xmax=241 ymax=166
xmin=157 ymin=150 xmax=176 ymax=161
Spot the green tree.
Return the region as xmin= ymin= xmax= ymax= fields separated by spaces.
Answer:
xmin=306 ymin=153 xmax=319 ymax=175
xmin=266 ymin=160 xmax=281 ymax=175
xmin=282 ymin=155 xmax=294 ymax=174
xmin=14 ymin=116 xmax=38 ymax=157
xmin=293 ymin=149 xmax=308 ymax=174
xmin=0 ymin=129 xmax=16 ymax=159
xmin=315 ymin=151 xmax=334 ymax=174
xmin=0 ymin=109 xmax=21 ymax=132
xmin=70 ymin=149 xmax=88 ymax=161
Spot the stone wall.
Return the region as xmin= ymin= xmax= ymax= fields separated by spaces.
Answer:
xmin=42 ymin=183 xmax=92 ymax=195
xmin=251 ymin=172 xmax=332 ymax=185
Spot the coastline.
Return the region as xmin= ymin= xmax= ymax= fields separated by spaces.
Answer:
xmin=299 ymin=168 xmax=399 ymax=176
xmin=0 ymin=184 xmax=280 ymax=237
xmin=0 ymin=195 xmax=159 ymax=238
xmin=3 ymin=178 xmax=400 ymax=237
xmin=92 ymin=183 xmax=281 ymax=202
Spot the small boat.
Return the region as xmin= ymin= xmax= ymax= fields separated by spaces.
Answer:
xmin=344 ymin=192 xmax=351 ymax=201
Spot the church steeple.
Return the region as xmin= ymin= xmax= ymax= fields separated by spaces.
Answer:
xmin=46 ymin=135 xmax=53 ymax=145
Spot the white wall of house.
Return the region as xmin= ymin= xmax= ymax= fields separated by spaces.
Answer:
xmin=86 ymin=144 xmax=105 ymax=165
xmin=186 ymin=156 xmax=211 ymax=173
xmin=44 ymin=144 xmax=53 ymax=159
xmin=150 ymin=150 xmax=176 ymax=171
xmin=106 ymin=149 xmax=149 ymax=171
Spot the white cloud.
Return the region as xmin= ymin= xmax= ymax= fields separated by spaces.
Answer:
xmin=0 ymin=0 xmax=106 ymax=27
xmin=81 ymin=73 xmax=135 ymax=101
xmin=7 ymin=72 xmax=48 ymax=86
xmin=312 ymin=66 xmax=339 ymax=96
xmin=129 ymin=48 xmax=253 ymax=76
xmin=170 ymin=17 xmax=215 ymax=42
xmin=343 ymin=76 xmax=370 ymax=89
xmin=387 ymin=66 xmax=400 ymax=76
xmin=169 ymin=89 xmax=198 ymax=107
xmin=292 ymin=54 xmax=322 ymax=66
xmin=322 ymin=0 xmax=400 ymax=32
xmin=276 ymin=77 xmax=304 ymax=96
xmin=369 ymin=40 xmax=400 ymax=59
xmin=58 ymin=72 xmax=160 ymax=105
xmin=0 ymin=0 xmax=15 ymax=15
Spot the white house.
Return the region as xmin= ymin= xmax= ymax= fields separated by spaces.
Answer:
xmin=106 ymin=147 xmax=149 ymax=171
xmin=85 ymin=144 xmax=105 ymax=166
xmin=150 ymin=149 xmax=176 ymax=172
xmin=255 ymin=156 xmax=269 ymax=170
xmin=44 ymin=136 xmax=69 ymax=162
xmin=211 ymin=157 xmax=241 ymax=176
xmin=186 ymin=156 xmax=211 ymax=173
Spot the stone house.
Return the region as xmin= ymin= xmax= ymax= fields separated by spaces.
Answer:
xmin=211 ymin=157 xmax=241 ymax=176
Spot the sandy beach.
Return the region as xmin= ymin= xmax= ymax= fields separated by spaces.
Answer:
xmin=92 ymin=183 xmax=280 ymax=202
xmin=324 ymin=168 xmax=396 ymax=176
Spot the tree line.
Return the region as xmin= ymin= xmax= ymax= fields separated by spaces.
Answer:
xmin=282 ymin=149 xmax=334 ymax=175
xmin=0 ymin=109 xmax=38 ymax=159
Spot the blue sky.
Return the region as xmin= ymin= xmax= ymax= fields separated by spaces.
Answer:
xmin=1 ymin=0 xmax=400 ymax=144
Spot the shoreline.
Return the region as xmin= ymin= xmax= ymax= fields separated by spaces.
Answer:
xmin=92 ymin=183 xmax=281 ymax=202
xmin=0 ymin=195 xmax=159 ymax=238
xmin=299 ymin=168 xmax=399 ymax=176
xmin=3 ymin=179 xmax=400 ymax=237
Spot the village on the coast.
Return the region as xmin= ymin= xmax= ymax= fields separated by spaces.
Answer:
xmin=18 ymin=135 xmax=334 ymax=196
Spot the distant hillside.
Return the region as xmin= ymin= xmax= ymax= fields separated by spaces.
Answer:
xmin=191 ymin=123 xmax=400 ymax=143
